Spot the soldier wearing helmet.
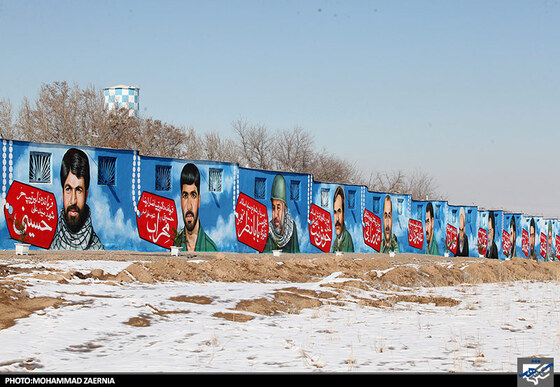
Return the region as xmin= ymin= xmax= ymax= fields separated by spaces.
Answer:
xmin=263 ymin=174 xmax=300 ymax=253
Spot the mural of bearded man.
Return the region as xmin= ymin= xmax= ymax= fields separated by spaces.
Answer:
xmin=380 ymin=194 xmax=399 ymax=254
xmin=263 ymin=174 xmax=300 ymax=253
xmin=175 ymin=163 xmax=217 ymax=252
xmin=331 ymin=185 xmax=354 ymax=253
xmin=50 ymin=148 xmax=104 ymax=250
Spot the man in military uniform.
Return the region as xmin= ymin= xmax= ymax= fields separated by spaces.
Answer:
xmin=263 ymin=174 xmax=299 ymax=253
xmin=507 ymin=216 xmax=517 ymax=259
xmin=485 ymin=211 xmax=498 ymax=259
xmin=425 ymin=202 xmax=440 ymax=256
xmin=529 ymin=218 xmax=537 ymax=261
xmin=380 ymin=195 xmax=399 ymax=254
xmin=456 ymin=207 xmax=469 ymax=256
xmin=546 ymin=221 xmax=556 ymax=261
xmin=175 ymin=163 xmax=217 ymax=252
xmin=331 ymin=185 xmax=354 ymax=253
xmin=50 ymin=148 xmax=104 ymax=250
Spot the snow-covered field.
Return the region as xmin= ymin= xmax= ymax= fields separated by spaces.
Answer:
xmin=0 ymin=258 xmax=559 ymax=373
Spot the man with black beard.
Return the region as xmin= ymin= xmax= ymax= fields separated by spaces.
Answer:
xmin=174 ymin=163 xmax=217 ymax=252
xmin=50 ymin=148 xmax=103 ymax=250
xmin=529 ymin=218 xmax=537 ymax=261
xmin=508 ymin=216 xmax=517 ymax=259
xmin=485 ymin=211 xmax=498 ymax=259
xmin=263 ymin=174 xmax=299 ymax=253
xmin=380 ymin=195 xmax=399 ymax=254
xmin=331 ymin=185 xmax=354 ymax=253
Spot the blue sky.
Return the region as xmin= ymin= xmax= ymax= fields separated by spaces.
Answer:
xmin=1 ymin=0 xmax=559 ymax=218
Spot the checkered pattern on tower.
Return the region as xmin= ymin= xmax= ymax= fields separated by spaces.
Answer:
xmin=104 ymin=85 xmax=139 ymax=117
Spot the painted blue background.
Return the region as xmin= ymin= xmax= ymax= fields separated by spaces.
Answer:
xmin=1 ymin=138 xmax=558 ymax=260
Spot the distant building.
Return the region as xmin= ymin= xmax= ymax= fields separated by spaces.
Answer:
xmin=104 ymin=85 xmax=139 ymax=117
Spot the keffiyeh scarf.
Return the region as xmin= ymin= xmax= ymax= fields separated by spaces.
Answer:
xmin=50 ymin=206 xmax=104 ymax=250
xmin=268 ymin=207 xmax=294 ymax=249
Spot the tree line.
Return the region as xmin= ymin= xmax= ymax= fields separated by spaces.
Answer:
xmin=0 ymin=81 xmax=443 ymax=200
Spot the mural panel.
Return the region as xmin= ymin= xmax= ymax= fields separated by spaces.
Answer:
xmin=410 ymin=200 xmax=446 ymax=256
xmin=0 ymin=138 xmax=556 ymax=261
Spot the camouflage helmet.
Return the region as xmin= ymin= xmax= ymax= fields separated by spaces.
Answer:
xmin=270 ymin=174 xmax=287 ymax=204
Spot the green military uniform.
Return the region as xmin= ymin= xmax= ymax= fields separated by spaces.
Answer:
xmin=175 ymin=223 xmax=217 ymax=252
xmin=263 ymin=223 xmax=300 ymax=253
xmin=426 ymin=238 xmax=440 ymax=256
xmin=331 ymin=226 xmax=354 ymax=253
xmin=263 ymin=174 xmax=300 ymax=254
xmin=380 ymin=233 xmax=399 ymax=254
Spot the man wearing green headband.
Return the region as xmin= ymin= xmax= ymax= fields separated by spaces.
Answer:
xmin=263 ymin=174 xmax=300 ymax=253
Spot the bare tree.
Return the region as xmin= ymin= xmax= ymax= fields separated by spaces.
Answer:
xmin=200 ymin=131 xmax=239 ymax=163
xmin=273 ymin=126 xmax=315 ymax=173
xmin=133 ymin=118 xmax=191 ymax=159
xmin=311 ymin=148 xmax=360 ymax=184
xmin=366 ymin=170 xmax=407 ymax=194
xmin=364 ymin=168 xmax=444 ymax=200
xmin=232 ymin=118 xmax=274 ymax=170
xmin=402 ymin=168 xmax=444 ymax=201
xmin=0 ymin=99 xmax=15 ymax=139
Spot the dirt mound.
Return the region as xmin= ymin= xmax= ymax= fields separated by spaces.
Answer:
xmin=0 ymin=279 xmax=62 ymax=330
xmin=2 ymin=252 xmax=560 ymax=329
xmin=91 ymin=255 xmax=560 ymax=289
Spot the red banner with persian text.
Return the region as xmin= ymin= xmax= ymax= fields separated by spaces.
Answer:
xmin=446 ymin=224 xmax=458 ymax=255
xmin=477 ymin=228 xmax=487 ymax=256
xmin=362 ymin=209 xmax=381 ymax=252
xmin=540 ymin=232 xmax=547 ymax=259
xmin=235 ymin=192 xmax=269 ymax=252
xmin=502 ymin=230 xmax=511 ymax=257
xmin=4 ymin=181 xmax=58 ymax=249
xmin=308 ymin=203 xmax=332 ymax=253
xmin=136 ymin=191 xmax=178 ymax=249
xmin=408 ymin=218 xmax=424 ymax=250
xmin=522 ymin=229 xmax=529 ymax=257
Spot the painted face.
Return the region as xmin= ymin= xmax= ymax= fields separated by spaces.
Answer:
xmin=510 ymin=225 xmax=515 ymax=247
xmin=530 ymin=226 xmax=535 ymax=250
xmin=181 ymin=183 xmax=200 ymax=233
xmin=383 ymin=199 xmax=392 ymax=243
xmin=425 ymin=211 xmax=433 ymax=244
xmin=488 ymin=219 xmax=494 ymax=242
xmin=333 ymin=194 xmax=344 ymax=237
xmin=271 ymin=199 xmax=285 ymax=235
xmin=63 ymin=171 xmax=88 ymax=233
xmin=459 ymin=214 xmax=465 ymax=239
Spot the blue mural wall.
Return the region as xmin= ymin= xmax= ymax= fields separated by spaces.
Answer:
xmin=310 ymin=181 xmax=366 ymax=253
xmin=1 ymin=138 xmax=558 ymax=260
xmin=410 ymin=200 xmax=447 ymax=256
xmin=503 ymin=213 xmax=522 ymax=259
xmin=236 ymin=167 xmax=311 ymax=253
xmin=367 ymin=191 xmax=411 ymax=254
xmin=447 ymin=205 xmax=478 ymax=257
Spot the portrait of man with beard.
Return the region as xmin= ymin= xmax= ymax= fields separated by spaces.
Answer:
xmin=380 ymin=195 xmax=399 ymax=254
xmin=425 ymin=202 xmax=440 ymax=256
xmin=174 ymin=163 xmax=217 ymax=252
xmin=330 ymin=185 xmax=354 ymax=253
xmin=50 ymin=148 xmax=103 ymax=250
xmin=263 ymin=174 xmax=299 ymax=253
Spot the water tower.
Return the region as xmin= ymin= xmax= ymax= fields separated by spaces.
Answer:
xmin=104 ymin=85 xmax=139 ymax=117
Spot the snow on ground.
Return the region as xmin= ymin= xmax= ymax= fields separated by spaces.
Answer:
xmin=0 ymin=258 xmax=559 ymax=373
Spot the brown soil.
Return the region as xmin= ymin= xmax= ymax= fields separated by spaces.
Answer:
xmin=1 ymin=250 xmax=559 ymax=327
